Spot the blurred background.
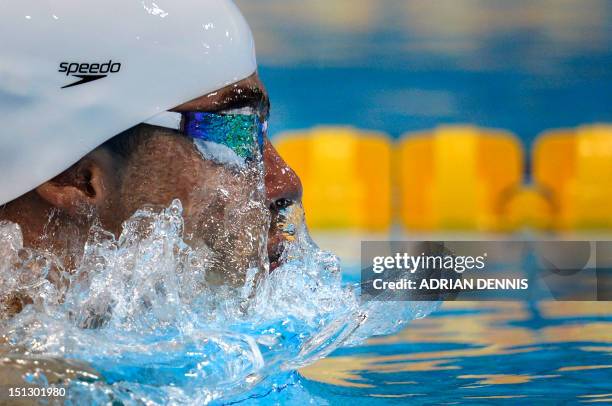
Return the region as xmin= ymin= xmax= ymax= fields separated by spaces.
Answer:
xmin=236 ymin=1 xmax=612 ymax=403
xmin=237 ymin=0 xmax=612 ymax=240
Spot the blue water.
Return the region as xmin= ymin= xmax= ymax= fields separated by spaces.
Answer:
xmin=2 ymin=206 xmax=609 ymax=405
xmin=238 ymin=4 xmax=612 ymax=399
xmin=217 ymin=265 xmax=612 ymax=405
xmin=261 ymin=64 xmax=612 ymax=147
xmin=295 ymin=302 xmax=612 ymax=405
xmin=0 ymin=204 xmax=439 ymax=404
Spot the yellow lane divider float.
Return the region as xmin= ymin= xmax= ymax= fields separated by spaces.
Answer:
xmin=274 ymin=124 xmax=612 ymax=232
xmin=274 ymin=126 xmax=392 ymax=231
xmin=396 ymin=125 xmax=523 ymax=232
xmin=533 ymin=124 xmax=612 ymax=230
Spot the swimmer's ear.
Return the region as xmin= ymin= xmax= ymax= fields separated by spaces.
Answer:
xmin=35 ymin=155 xmax=110 ymax=215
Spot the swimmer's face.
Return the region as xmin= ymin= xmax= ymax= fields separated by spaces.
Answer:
xmin=103 ymin=74 xmax=302 ymax=283
xmin=0 ymin=74 xmax=302 ymax=286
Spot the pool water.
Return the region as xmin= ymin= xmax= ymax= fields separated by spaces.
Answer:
xmin=0 ymin=197 xmax=609 ymax=406
xmin=0 ymin=204 xmax=440 ymax=405
xmin=297 ymin=300 xmax=612 ymax=405
xmin=230 ymin=2 xmax=612 ymax=401
xmin=196 ymin=245 xmax=611 ymax=405
xmin=224 ymin=299 xmax=612 ymax=405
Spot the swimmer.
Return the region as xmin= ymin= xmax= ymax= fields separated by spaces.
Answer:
xmin=0 ymin=1 xmax=302 ymax=317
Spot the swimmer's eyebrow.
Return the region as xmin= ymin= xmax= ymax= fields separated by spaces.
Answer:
xmin=214 ymin=85 xmax=270 ymax=116
xmin=171 ymin=84 xmax=270 ymax=117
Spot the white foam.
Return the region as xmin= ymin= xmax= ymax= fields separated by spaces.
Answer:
xmin=0 ymin=201 xmax=437 ymax=404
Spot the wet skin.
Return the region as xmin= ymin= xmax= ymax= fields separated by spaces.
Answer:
xmin=0 ymin=72 xmax=303 ymax=310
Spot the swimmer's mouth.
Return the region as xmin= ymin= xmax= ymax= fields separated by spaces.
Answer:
xmin=268 ymin=198 xmax=298 ymax=271
xmin=267 ymin=224 xmax=290 ymax=271
xmin=268 ymin=240 xmax=284 ymax=271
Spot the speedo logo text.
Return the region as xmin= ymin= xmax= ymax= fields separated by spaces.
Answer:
xmin=58 ymin=60 xmax=121 ymax=89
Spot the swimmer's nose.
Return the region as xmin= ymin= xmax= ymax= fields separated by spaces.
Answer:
xmin=263 ymin=138 xmax=303 ymax=209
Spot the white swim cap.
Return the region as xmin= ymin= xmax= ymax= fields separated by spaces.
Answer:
xmin=0 ymin=0 xmax=257 ymax=205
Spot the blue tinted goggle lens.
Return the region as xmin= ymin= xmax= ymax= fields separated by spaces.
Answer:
xmin=182 ymin=112 xmax=265 ymax=160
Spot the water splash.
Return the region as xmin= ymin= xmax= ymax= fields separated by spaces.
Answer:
xmin=0 ymin=201 xmax=437 ymax=404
